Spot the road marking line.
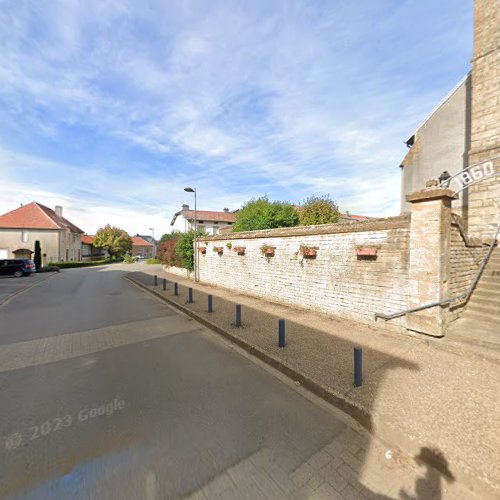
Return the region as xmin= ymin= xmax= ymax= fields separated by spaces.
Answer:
xmin=0 ymin=272 xmax=58 ymax=309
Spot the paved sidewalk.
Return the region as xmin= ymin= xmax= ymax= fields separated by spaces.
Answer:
xmin=128 ymin=267 xmax=500 ymax=498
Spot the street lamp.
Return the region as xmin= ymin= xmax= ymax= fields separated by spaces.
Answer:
xmin=149 ymin=227 xmax=155 ymax=258
xmin=184 ymin=187 xmax=198 ymax=282
xmin=439 ymin=171 xmax=452 ymax=188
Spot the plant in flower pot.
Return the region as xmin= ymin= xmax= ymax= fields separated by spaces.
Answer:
xmin=299 ymin=244 xmax=319 ymax=258
xmin=355 ymin=244 xmax=380 ymax=257
xmin=213 ymin=246 xmax=224 ymax=255
xmin=199 ymin=246 xmax=207 ymax=254
xmin=260 ymin=243 xmax=275 ymax=257
xmin=233 ymin=246 xmax=246 ymax=255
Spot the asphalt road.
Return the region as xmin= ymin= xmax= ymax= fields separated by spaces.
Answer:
xmin=0 ymin=265 xmax=348 ymax=499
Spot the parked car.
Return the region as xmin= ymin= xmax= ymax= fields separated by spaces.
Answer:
xmin=0 ymin=259 xmax=36 ymax=277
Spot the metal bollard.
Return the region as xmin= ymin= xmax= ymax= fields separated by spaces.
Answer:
xmin=174 ymin=282 xmax=178 ymax=296
xmin=278 ymin=319 xmax=286 ymax=347
xmin=163 ymin=278 xmax=167 ymax=291
xmin=154 ymin=275 xmax=158 ymax=287
xmin=188 ymin=287 xmax=193 ymax=303
xmin=208 ymin=294 xmax=213 ymax=313
xmin=354 ymin=347 xmax=362 ymax=387
xmin=235 ymin=304 xmax=242 ymax=327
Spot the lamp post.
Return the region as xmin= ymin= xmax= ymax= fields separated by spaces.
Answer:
xmin=439 ymin=171 xmax=452 ymax=188
xmin=184 ymin=187 xmax=198 ymax=282
xmin=149 ymin=227 xmax=155 ymax=258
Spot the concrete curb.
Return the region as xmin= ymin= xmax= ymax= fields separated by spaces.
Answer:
xmin=126 ymin=274 xmax=498 ymax=499
xmin=0 ymin=272 xmax=58 ymax=309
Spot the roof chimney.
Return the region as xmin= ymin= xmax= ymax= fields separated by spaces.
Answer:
xmin=55 ymin=206 xmax=63 ymax=218
xmin=223 ymin=207 xmax=229 ymax=212
xmin=182 ymin=204 xmax=189 ymax=211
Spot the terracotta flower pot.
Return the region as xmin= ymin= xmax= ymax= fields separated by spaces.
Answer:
xmin=301 ymin=249 xmax=317 ymax=257
xmin=199 ymin=247 xmax=207 ymax=254
xmin=264 ymin=249 xmax=275 ymax=257
xmin=355 ymin=248 xmax=378 ymax=256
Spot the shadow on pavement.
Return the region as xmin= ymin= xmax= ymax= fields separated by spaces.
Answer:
xmin=128 ymin=269 xmax=459 ymax=499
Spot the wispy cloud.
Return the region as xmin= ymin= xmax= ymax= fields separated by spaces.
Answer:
xmin=0 ymin=0 xmax=472 ymax=233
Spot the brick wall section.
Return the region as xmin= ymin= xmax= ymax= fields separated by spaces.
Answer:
xmin=448 ymin=215 xmax=489 ymax=322
xmin=449 ymin=217 xmax=487 ymax=297
xmin=197 ymin=216 xmax=410 ymax=329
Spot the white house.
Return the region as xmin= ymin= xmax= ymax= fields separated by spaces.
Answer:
xmin=170 ymin=205 xmax=237 ymax=235
xmin=0 ymin=202 xmax=84 ymax=264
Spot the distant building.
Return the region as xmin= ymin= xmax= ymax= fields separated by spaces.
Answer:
xmin=170 ymin=205 xmax=237 ymax=235
xmin=81 ymin=235 xmax=108 ymax=261
xmin=136 ymin=234 xmax=157 ymax=257
xmin=337 ymin=212 xmax=375 ymax=223
xmin=0 ymin=202 xmax=83 ymax=264
xmin=131 ymin=235 xmax=154 ymax=259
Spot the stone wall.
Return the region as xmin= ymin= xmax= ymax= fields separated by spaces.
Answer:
xmin=164 ymin=265 xmax=193 ymax=280
xmin=449 ymin=216 xmax=488 ymax=297
xmin=467 ymin=0 xmax=500 ymax=238
xmin=198 ymin=216 xmax=411 ymax=330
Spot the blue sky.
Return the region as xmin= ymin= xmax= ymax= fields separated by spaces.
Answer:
xmin=0 ymin=0 xmax=473 ymax=235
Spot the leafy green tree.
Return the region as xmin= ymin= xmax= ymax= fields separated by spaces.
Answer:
xmin=93 ymin=225 xmax=132 ymax=259
xmin=298 ymin=195 xmax=340 ymax=226
xmin=233 ymin=196 xmax=299 ymax=232
xmin=159 ymin=231 xmax=181 ymax=244
xmin=34 ymin=240 xmax=42 ymax=270
xmin=175 ymin=229 xmax=206 ymax=271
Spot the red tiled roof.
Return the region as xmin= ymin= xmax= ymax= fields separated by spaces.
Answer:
xmin=81 ymin=234 xmax=95 ymax=245
xmin=132 ymin=235 xmax=153 ymax=247
xmin=0 ymin=202 xmax=84 ymax=233
xmin=181 ymin=210 xmax=237 ymax=223
xmin=339 ymin=213 xmax=374 ymax=221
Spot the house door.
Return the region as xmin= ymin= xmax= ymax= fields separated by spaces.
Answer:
xmin=13 ymin=249 xmax=33 ymax=260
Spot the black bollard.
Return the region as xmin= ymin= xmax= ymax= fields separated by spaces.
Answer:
xmin=188 ymin=287 xmax=193 ymax=303
xmin=163 ymin=278 xmax=167 ymax=291
xmin=235 ymin=304 xmax=242 ymax=327
xmin=278 ymin=319 xmax=286 ymax=347
xmin=154 ymin=275 xmax=158 ymax=287
xmin=354 ymin=347 xmax=362 ymax=387
xmin=208 ymin=295 xmax=213 ymax=313
xmin=174 ymin=282 xmax=178 ymax=296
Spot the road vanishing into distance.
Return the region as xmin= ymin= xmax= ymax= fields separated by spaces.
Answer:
xmin=0 ymin=264 xmax=354 ymax=499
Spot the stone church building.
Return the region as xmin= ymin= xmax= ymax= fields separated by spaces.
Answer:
xmin=400 ymin=0 xmax=499 ymax=240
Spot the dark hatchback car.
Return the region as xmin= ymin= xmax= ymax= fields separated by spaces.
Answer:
xmin=0 ymin=259 xmax=36 ymax=277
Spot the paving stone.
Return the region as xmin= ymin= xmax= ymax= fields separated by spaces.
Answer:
xmin=308 ymin=450 xmax=333 ymax=470
xmin=290 ymin=462 xmax=315 ymax=487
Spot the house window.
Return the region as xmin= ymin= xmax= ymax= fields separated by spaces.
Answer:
xmin=21 ymin=231 xmax=28 ymax=243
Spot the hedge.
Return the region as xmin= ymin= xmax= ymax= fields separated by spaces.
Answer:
xmin=47 ymin=259 xmax=113 ymax=269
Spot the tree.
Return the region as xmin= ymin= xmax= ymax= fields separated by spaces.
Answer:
xmin=159 ymin=231 xmax=181 ymax=244
xmin=34 ymin=240 xmax=42 ymax=270
xmin=298 ymin=195 xmax=340 ymax=226
xmin=233 ymin=196 xmax=299 ymax=232
xmin=158 ymin=233 xmax=182 ymax=268
xmin=175 ymin=229 xmax=206 ymax=271
xmin=93 ymin=225 xmax=132 ymax=259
